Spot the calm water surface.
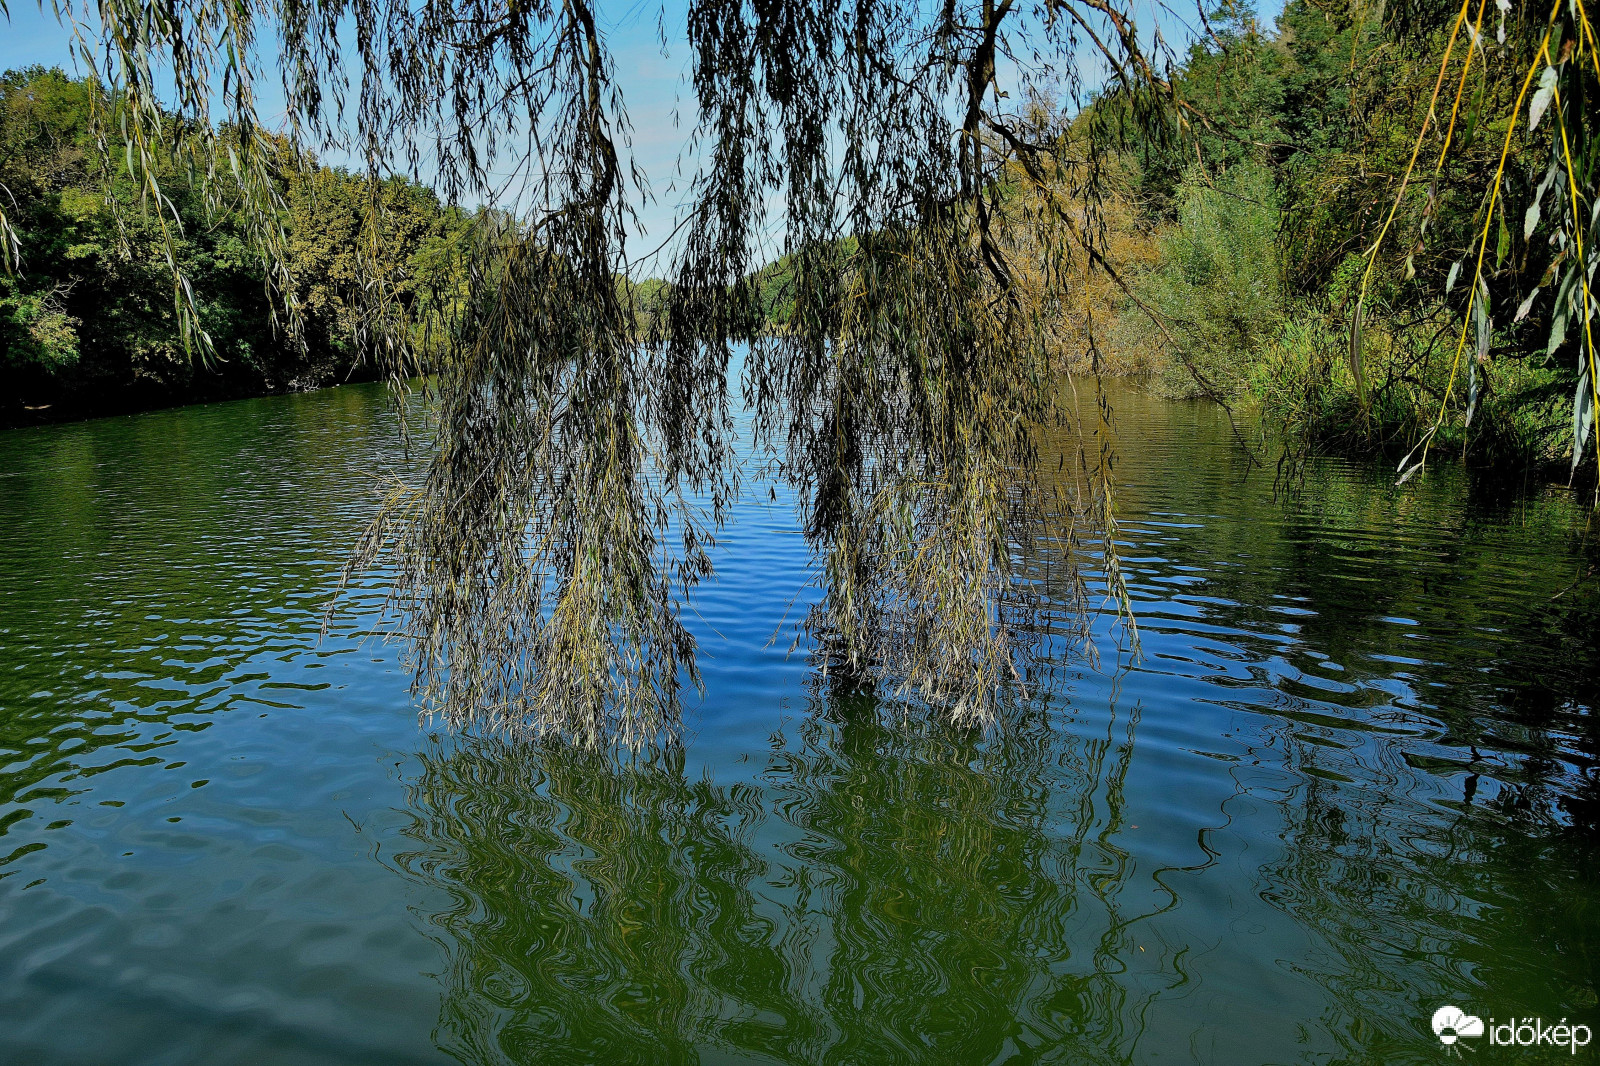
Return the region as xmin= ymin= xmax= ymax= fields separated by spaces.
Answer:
xmin=1 ymin=380 xmax=1597 ymax=1065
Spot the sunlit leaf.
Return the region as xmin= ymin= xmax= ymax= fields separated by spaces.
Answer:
xmin=1529 ymin=65 xmax=1558 ymax=131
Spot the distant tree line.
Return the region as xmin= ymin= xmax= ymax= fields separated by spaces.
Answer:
xmin=0 ymin=66 xmax=478 ymax=426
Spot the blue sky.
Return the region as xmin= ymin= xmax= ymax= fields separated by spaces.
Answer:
xmin=1 ymin=0 xmax=1284 ymax=265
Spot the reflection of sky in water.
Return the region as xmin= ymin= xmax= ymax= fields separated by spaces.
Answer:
xmin=0 ymin=378 xmax=1596 ymax=1064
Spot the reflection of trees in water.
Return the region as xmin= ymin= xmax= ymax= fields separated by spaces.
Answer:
xmin=1249 ymin=717 xmax=1600 ymax=1065
xmin=1096 ymin=384 xmax=1600 ymax=836
xmin=0 ymin=384 xmax=404 ymax=853
xmin=386 ymin=393 xmax=1600 ymax=1063
xmin=1219 ymin=498 xmax=1600 ymax=841
xmin=1062 ymin=390 xmax=1600 ymax=1058
xmin=393 ymin=699 xmax=1178 ymax=1065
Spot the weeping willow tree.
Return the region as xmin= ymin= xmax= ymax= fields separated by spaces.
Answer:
xmin=12 ymin=0 xmax=1183 ymax=748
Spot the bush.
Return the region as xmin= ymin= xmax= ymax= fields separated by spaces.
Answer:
xmin=1112 ymin=163 xmax=1283 ymax=399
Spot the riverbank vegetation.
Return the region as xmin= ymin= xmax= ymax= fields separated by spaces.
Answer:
xmin=0 ymin=66 xmax=477 ymax=425
xmin=719 ymin=0 xmax=1598 ymax=487
xmin=1100 ymin=0 xmax=1598 ymax=486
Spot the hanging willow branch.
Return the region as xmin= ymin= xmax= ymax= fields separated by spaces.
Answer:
xmin=23 ymin=0 xmax=1175 ymax=747
xmin=1358 ymin=0 xmax=1600 ymax=490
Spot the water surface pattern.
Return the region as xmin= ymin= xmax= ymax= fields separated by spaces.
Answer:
xmin=1 ymin=381 xmax=1596 ymax=1065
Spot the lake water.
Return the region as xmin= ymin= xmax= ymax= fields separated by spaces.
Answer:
xmin=1 ymin=379 xmax=1597 ymax=1064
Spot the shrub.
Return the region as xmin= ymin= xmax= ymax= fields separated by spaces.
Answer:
xmin=1112 ymin=163 xmax=1283 ymax=399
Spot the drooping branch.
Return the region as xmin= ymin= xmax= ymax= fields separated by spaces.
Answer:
xmin=19 ymin=0 xmax=1172 ymax=746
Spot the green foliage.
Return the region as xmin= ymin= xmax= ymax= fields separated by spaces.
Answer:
xmin=740 ymin=239 xmax=858 ymax=332
xmin=1116 ymin=163 xmax=1283 ymax=398
xmin=284 ymin=165 xmax=473 ymax=368
xmin=1132 ymin=7 xmax=1287 ymax=212
xmin=0 ymin=66 xmax=474 ymax=425
xmin=1116 ymin=0 xmax=1599 ymax=484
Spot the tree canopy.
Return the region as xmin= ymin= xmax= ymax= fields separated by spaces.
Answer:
xmin=1108 ymin=0 xmax=1598 ymax=484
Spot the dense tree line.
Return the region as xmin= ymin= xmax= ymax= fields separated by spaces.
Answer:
xmin=0 ymin=66 xmax=475 ymax=426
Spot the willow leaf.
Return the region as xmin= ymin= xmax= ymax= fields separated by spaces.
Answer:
xmin=1515 ymin=288 xmax=1539 ymax=322
xmin=1574 ymin=371 xmax=1595 ymax=477
xmin=1529 ymin=65 xmax=1559 ymax=131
